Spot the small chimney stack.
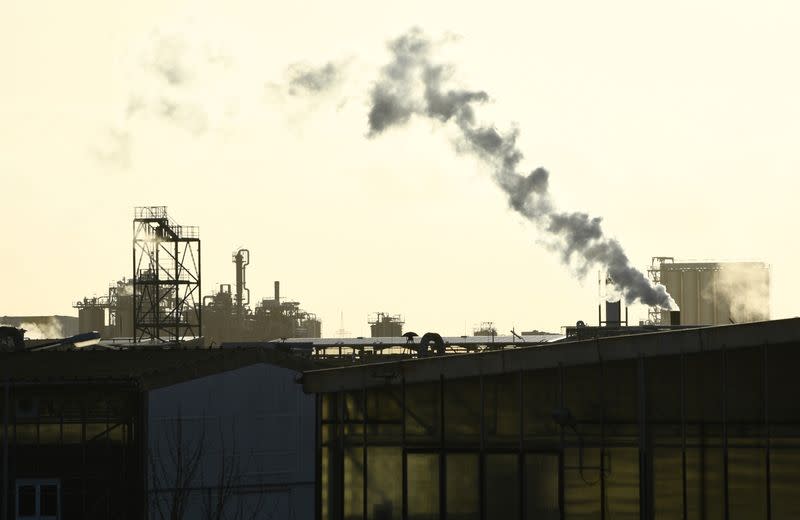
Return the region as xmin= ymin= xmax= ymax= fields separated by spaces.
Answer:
xmin=670 ymin=310 xmax=681 ymax=326
xmin=274 ymin=281 xmax=280 ymax=304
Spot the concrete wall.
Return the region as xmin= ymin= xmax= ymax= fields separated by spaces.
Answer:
xmin=147 ymin=362 xmax=315 ymax=520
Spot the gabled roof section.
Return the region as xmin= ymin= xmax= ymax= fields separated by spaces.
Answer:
xmin=0 ymin=347 xmax=325 ymax=390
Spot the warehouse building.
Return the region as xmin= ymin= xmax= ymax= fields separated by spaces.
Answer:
xmin=303 ymin=318 xmax=800 ymax=520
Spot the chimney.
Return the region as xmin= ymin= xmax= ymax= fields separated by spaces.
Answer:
xmin=274 ymin=281 xmax=280 ymax=304
xmin=605 ymin=300 xmax=621 ymax=327
xmin=670 ymin=310 xmax=681 ymax=326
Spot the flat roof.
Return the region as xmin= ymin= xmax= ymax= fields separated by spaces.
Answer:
xmin=269 ymin=334 xmax=563 ymax=349
xmin=301 ymin=318 xmax=800 ymax=393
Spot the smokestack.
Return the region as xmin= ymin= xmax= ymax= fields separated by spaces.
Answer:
xmin=670 ymin=310 xmax=681 ymax=326
xmin=605 ymin=300 xmax=621 ymax=327
xmin=274 ymin=281 xmax=280 ymax=305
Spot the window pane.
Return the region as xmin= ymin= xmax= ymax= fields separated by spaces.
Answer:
xmin=321 ymin=447 xmax=331 ymax=520
xmin=408 ymin=453 xmax=439 ymax=520
xmin=728 ymin=448 xmax=766 ymax=520
xmin=345 ymin=391 xmax=365 ymax=444
xmin=484 ymin=374 xmax=520 ymax=446
xmin=15 ymin=424 xmax=37 ymax=444
xmin=685 ymin=446 xmax=723 ymax=520
xmin=62 ymin=423 xmax=82 ymax=444
xmin=17 ymin=485 xmax=36 ymax=515
xmin=485 ymin=454 xmax=519 ymax=519
xmin=39 ymin=423 xmax=60 ymax=444
xmin=605 ymin=447 xmax=639 ymax=519
xmin=563 ymin=365 xmax=602 ymax=443
xmin=603 ymin=360 xmax=638 ymax=438
xmin=444 ymin=378 xmax=480 ymax=445
xmin=446 ymin=454 xmax=478 ymax=520
xmin=366 ymin=386 xmax=402 ymax=443
xmin=653 ymin=447 xmax=683 ymax=519
xmin=40 ymin=484 xmax=58 ymax=515
xmin=525 ymin=453 xmax=559 ymax=520
xmin=523 ymin=369 xmax=560 ymax=448
xmin=770 ymin=448 xmax=800 ymax=519
xmin=406 ymin=382 xmax=440 ymax=444
xmin=345 ymin=447 xmax=365 ymax=520
xmin=563 ymin=447 xmax=601 ymax=520
xmin=367 ymin=447 xmax=401 ymax=520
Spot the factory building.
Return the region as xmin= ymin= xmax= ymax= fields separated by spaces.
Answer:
xmin=303 ymin=318 xmax=800 ymax=520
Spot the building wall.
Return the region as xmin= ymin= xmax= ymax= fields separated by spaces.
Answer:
xmin=1 ymin=383 xmax=142 ymax=520
xmin=318 ymin=341 xmax=800 ymax=520
xmin=147 ymin=362 xmax=315 ymax=520
xmin=660 ymin=262 xmax=770 ymax=325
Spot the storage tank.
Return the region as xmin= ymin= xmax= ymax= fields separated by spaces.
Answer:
xmin=78 ymin=306 xmax=105 ymax=333
xmin=659 ymin=262 xmax=770 ymax=325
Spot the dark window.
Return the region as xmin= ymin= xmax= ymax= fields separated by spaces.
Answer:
xmin=40 ymin=484 xmax=58 ymax=516
xmin=523 ymin=368 xmax=560 ymax=447
xmin=406 ymin=382 xmax=441 ymax=444
xmin=366 ymin=386 xmax=402 ymax=443
xmin=484 ymin=374 xmax=520 ymax=446
xmin=443 ymin=379 xmax=480 ymax=445
xmin=485 ymin=454 xmax=519 ymax=519
xmin=17 ymin=485 xmax=36 ymax=516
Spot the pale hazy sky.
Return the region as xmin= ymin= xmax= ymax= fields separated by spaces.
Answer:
xmin=2 ymin=0 xmax=799 ymax=336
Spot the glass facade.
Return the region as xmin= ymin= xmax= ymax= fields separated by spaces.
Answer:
xmin=318 ymin=343 xmax=800 ymax=519
xmin=1 ymin=383 xmax=141 ymax=519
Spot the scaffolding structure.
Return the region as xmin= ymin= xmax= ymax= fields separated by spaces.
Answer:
xmin=647 ymin=256 xmax=674 ymax=325
xmin=132 ymin=207 xmax=201 ymax=343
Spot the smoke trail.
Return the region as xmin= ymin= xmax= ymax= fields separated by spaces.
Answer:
xmin=368 ymin=28 xmax=676 ymax=309
xmin=286 ymin=61 xmax=345 ymax=95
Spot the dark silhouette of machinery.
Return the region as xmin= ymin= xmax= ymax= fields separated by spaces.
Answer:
xmin=202 ymin=248 xmax=321 ymax=345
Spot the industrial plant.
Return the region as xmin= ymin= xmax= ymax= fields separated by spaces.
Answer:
xmin=1 ymin=207 xmax=794 ymax=520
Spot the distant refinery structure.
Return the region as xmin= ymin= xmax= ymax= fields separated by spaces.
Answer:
xmin=73 ymin=207 xmax=321 ymax=345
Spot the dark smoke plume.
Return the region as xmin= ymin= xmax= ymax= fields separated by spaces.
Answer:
xmin=368 ymin=28 xmax=676 ymax=309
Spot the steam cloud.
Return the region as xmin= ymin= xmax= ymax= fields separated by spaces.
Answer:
xmin=286 ymin=61 xmax=344 ymax=95
xmin=368 ymin=29 xmax=676 ymax=309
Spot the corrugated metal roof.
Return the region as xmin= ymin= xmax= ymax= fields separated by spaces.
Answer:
xmin=300 ymin=318 xmax=800 ymax=394
xmin=269 ymin=334 xmax=563 ymax=348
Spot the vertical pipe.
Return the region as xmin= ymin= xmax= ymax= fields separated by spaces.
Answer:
xmin=315 ymin=394 xmax=322 ymax=520
xmin=440 ymin=375 xmax=446 ymax=520
xmin=479 ymin=375 xmax=486 ymax=520
xmin=722 ymin=348 xmax=729 ymax=520
xmin=681 ymin=353 xmax=688 ymax=520
xmin=764 ymin=344 xmax=771 ymax=520
xmin=275 ymin=281 xmax=281 ymax=305
xmin=2 ymin=376 xmax=8 ymax=520
xmin=401 ymin=377 xmax=407 ymax=520
xmin=600 ymin=359 xmax=606 ymax=520
xmin=197 ymin=240 xmax=202 ymax=341
xmin=519 ymin=370 xmax=525 ymax=520
xmin=558 ymin=364 xmax=565 ymax=520
xmin=638 ymin=356 xmax=650 ymax=519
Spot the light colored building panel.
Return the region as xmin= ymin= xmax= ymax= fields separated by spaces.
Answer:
xmin=147 ymin=362 xmax=315 ymax=520
xmin=660 ymin=262 xmax=770 ymax=326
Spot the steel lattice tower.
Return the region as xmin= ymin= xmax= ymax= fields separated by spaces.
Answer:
xmin=132 ymin=207 xmax=201 ymax=343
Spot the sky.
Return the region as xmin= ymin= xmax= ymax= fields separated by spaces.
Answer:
xmin=2 ymin=0 xmax=799 ymax=336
